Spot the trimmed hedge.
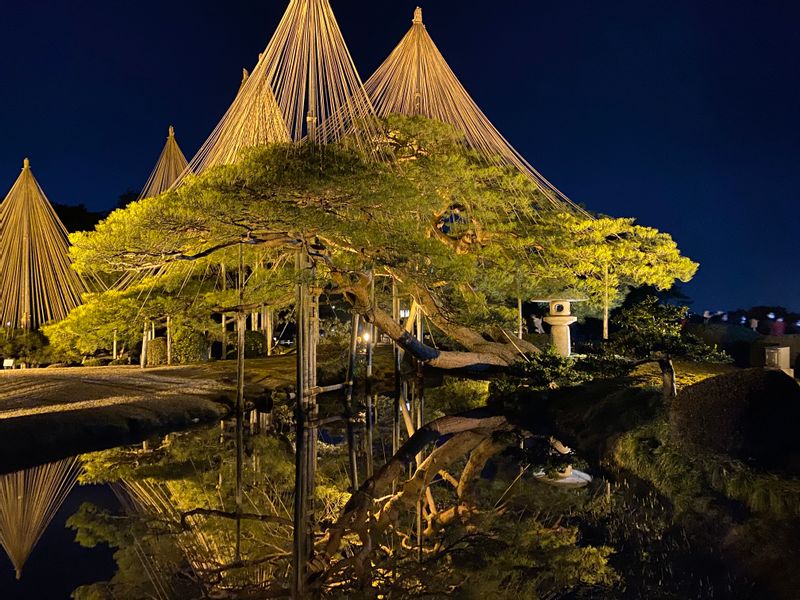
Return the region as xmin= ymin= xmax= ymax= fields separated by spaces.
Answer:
xmin=146 ymin=337 xmax=168 ymax=367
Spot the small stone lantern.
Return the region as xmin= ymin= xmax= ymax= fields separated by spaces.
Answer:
xmin=533 ymin=299 xmax=585 ymax=357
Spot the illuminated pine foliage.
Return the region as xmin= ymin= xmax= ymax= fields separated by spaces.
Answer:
xmin=0 ymin=159 xmax=85 ymax=329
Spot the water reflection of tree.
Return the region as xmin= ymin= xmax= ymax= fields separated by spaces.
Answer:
xmin=70 ymin=413 xmax=621 ymax=599
xmin=71 ymin=425 xmax=351 ymax=598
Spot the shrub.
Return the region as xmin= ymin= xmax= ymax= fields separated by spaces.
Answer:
xmin=244 ymin=330 xmax=265 ymax=358
xmin=426 ymin=377 xmax=490 ymax=417
xmin=509 ymin=347 xmax=587 ymax=390
xmin=146 ymin=337 xmax=168 ymax=367
xmin=82 ymin=358 xmax=107 ymax=367
xmin=0 ymin=329 xmax=47 ymax=364
xmin=171 ymin=329 xmax=208 ymax=364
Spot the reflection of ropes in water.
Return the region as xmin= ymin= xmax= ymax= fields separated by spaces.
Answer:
xmin=118 ymin=476 xmax=293 ymax=591
xmin=0 ymin=457 xmax=81 ymax=580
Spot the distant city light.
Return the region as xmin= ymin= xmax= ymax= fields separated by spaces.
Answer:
xmin=362 ymin=332 xmax=370 ymax=343
xmin=767 ymin=312 xmax=776 ymax=319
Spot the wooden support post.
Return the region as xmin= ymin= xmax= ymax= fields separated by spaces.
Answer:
xmin=343 ymin=312 xmax=360 ymax=491
xmin=235 ymin=310 xmax=246 ymax=561
xmin=518 ymin=295 xmax=524 ymax=340
xmin=391 ymin=281 xmax=401 ymax=491
xmin=415 ymin=308 xmax=425 ymax=560
xmin=234 ymin=243 xmax=247 ymax=560
xmin=140 ymin=321 xmax=148 ymax=369
xmin=292 ymin=249 xmax=318 ymax=599
xmin=112 ymin=329 xmax=118 ymax=360
xmin=364 ymin=276 xmax=376 ymax=479
xmin=266 ymin=307 xmax=274 ymax=357
xmin=221 ymin=264 xmax=228 ymax=358
xmin=603 ymin=263 xmax=610 ymax=341
xmin=166 ymin=316 xmax=172 ymax=365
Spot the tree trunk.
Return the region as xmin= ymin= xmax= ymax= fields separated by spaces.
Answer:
xmin=336 ymin=272 xmax=538 ymax=371
xmin=321 ymin=410 xmax=510 ymax=563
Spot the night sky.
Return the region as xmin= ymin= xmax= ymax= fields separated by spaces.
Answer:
xmin=1 ymin=1 xmax=798 ymax=312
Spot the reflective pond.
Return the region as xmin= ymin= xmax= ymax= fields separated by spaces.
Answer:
xmin=0 ymin=394 xmax=767 ymax=599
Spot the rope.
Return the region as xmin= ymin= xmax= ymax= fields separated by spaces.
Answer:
xmin=0 ymin=458 xmax=82 ymax=580
xmin=364 ymin=8 xmax=588 ymax=217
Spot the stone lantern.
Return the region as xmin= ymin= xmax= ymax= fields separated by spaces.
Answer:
xmin=534 ymin=299 xmax=584 ymax=357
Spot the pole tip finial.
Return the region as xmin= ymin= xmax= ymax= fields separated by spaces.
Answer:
xmin=413 ymin=7 xmax=423 ymax=24
xmin=22 ymin=157 xmax=30 ymax=170
xmin=168 ymin=125 xmax=175 ymax=137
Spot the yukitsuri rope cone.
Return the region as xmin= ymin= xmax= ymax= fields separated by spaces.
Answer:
xmin=0 ymin=458 xmax=81 ymax=580
xmin=185 ymin=66 xmax=290 ymax=176
xmin=139 ymin=125 xmax=190 ymax=199
xmin=184 ymin=0 xmax=381 ymax=178
xmin=0 ymin=159 xmax=85 ymax=329
xmin=366 ymin=7 xmax=585 ymax=214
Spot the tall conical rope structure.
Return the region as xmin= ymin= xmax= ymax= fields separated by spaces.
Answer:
xmin=0 ymin=159 xmax=85 ymax=329
xmin=365 ymin=7 xmax=585 ymax=214
xmin=184 ymin=0 xmax=382 ymax=179
xmin=140 ymin=125 xmax=190 ymax=199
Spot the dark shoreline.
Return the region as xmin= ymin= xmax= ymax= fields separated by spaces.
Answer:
xmin=0 ymin=396 xmax=229 ymax=474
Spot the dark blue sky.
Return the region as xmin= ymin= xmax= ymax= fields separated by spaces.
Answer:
xmin=1 ymin=1 xmax=798 ymax=311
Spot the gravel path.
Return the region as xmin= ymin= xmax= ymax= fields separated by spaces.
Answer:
xmin=0 ymin=365 xmax=237 ymax=473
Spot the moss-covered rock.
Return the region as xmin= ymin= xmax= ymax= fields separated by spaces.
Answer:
xmin=671 ymin=368 xmax=800 ymax=472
